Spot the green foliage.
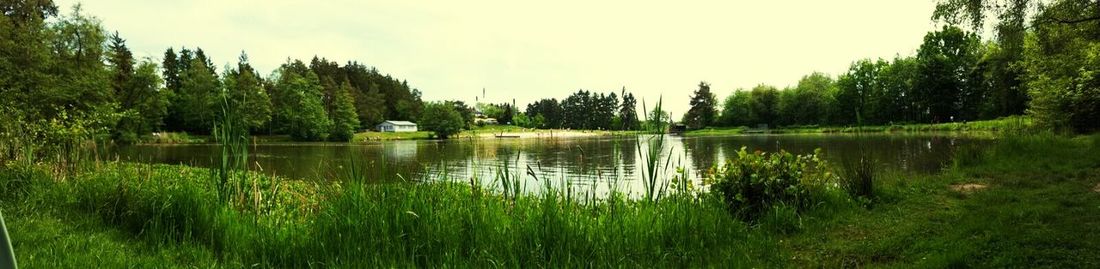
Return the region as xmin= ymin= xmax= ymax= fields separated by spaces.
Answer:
xmin=478 ymin=102 xmax=516 ymax=124
xmin=561 ymin=90 xmax=620 ymax=130
xmin=113 ymin=59 xmax=169 ymax=143
xmin=915 ymin=25 xmax=984 ymax=122
xmin=444 ymin=100 xmax=476 ymax=129
xmin=1022 ymin=0 xmax=1100 ymax=133
xmin=328 ymin=81 xmax=360 ymax=142
xmin=618 ymin=88 xmax=640 ymax=130
xmin=512 ymin=113 xmax=534 ymax=128
xmin=522 ymin=90 xmax=625 ymax=130
xmin=683 ymin=81 xmax=718 ymax=130
xmin=0 ymin=3 xmax=124 ymax=167
xmin=875 ymin=56 xmax=919 ymax=123
xmin=222 ymin=52 xmax=271 ymax=132
xmin=419 ymin=102 xmax=465 ymax=139
xmin=719 ymin=90 xmax=754 ymax=126
xmin=524 ymin=98 xmax=564 ymax=129
xmin=168 ymin=48 xmax=221 ymax=134
xmin=341 ymin=63 xmax=388 ymax=128
xmin=835 ymin=59 xmax=887 ymax=125
xmin=779 ymin=72 xmax=834 ymax=126
xmin=705 ymin=147 xmax=839 ymax=220
xmin=979 ymin=41 xmax=1029 ymax=118
xmin=749 ymin=84 xmax=779 ymax=126
xmin=272 ymin=60 xmax=332 ymax=141
xmin=530 ymin=114 xmax=546 ymax=129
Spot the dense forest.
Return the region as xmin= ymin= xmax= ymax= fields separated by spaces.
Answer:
xmin=521 ymin=89 xmax=642 ymax=131
xmin=681 ymin=0 xmax=1100 ymax=133
xmin=0 ymin=3 xmax=424 ymax=144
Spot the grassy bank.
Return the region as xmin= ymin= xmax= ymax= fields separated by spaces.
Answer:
xmin=686 ymin=116 xmax=1035 ymax=137
xmin=785 ymin=134 xmax=1100 ymax=267
xmin=0 ymin=163 xmax=777 ymax=267
xmin=2 ymin=133 xmax=1099 ymax=267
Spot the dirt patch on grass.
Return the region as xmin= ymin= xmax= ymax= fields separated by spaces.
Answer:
xmin=951 ymin=183 xmax=988 ymax=193
xmin=1092 ymin=183 xmax=1100 ymax=193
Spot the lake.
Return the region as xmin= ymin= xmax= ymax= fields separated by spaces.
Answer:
xmin=109 ymin=133 xmax=990 ymax=196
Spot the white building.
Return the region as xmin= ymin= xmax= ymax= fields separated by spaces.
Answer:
xmin=474 ymin=118 xmax=498 ymax=125
xmin=376 ymin=121 xmax=418 ymax=132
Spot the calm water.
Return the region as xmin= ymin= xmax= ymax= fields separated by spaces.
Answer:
xmin=109 ymin=134 xmax=990 ymax=196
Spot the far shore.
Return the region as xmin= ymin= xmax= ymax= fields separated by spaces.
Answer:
xmin=135 ymin=117 xmax=1031 ymax=145
xmin=138 ymin=126 xmax=642 ymax=144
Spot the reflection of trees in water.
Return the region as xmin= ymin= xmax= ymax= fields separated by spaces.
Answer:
xmin=564 ymin=140 xmax=599 ymax=184
xmin=617 ymin=139 xmax=636 ymax=178
xmin=682 ymin=138 xmax=719 ymax=178
xmin=117 ymin=135 xmax=991 ymax=192
xmin=412 ymin=141 xmax=477 ymax=181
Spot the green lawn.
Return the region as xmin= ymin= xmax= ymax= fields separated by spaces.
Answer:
xmin=785 ymin=134 xmax=1100 ymax=267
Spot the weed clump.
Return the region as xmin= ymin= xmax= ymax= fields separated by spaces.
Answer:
xmin=841 ymin=154 xmax=876 ymax=201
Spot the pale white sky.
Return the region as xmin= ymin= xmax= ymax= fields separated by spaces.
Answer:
xmin=59 ymin=0 xmax=940 ymax=117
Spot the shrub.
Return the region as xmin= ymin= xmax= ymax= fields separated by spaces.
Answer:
xmin=704 ymin=147 xmax=838 ymax=220
xmin=420 ymin=102 xmax=465 ymax=139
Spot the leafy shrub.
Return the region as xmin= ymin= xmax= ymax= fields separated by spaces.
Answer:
xmin=704 ymin=147 xmax=838 ymax=220
xmin=420 ymin=102 xmax=465 ymax=139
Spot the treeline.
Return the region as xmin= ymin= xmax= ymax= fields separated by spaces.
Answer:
xmin=685 ymin=26 xmax=1029 ymax=129
xmin=0 ymin=2 xmax=424 ymax=144
xmin=159 ymin=49 xmax=423 ymax=141
xmin=684 ymin=0 xmax=1100 ymax=133
xmin=521 ymin=89 xmax=642 ymax=130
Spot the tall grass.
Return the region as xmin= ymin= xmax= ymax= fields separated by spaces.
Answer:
xmin=0 ymin=143 xmax=869 ymax=267
xmin=212 ymin=95 xmax=250 ymax=202
xmin=638 ymin=97 xmax=673 ymax=202
xmin=0 ymin=150 xmax=798 ymax=267
xmin=841 ymin=111 xmax=877 ymax=201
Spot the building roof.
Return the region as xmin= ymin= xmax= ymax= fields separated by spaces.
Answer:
xmin=379 ymin=120 xmax=417 ymax=126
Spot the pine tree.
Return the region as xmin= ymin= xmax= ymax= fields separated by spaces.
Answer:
xmin=107 ymin=31 xmax=133 ymax=98
xmin=162 ymin=48 xmax=180 ymax=92
xmin=619 ymin=88 xmax=640 ymax=130
xmin=684 ymin=82 xmax=718 ymax=129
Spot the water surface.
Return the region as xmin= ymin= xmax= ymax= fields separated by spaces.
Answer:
xmin=110 ymin=133 xmax=990 ymax=196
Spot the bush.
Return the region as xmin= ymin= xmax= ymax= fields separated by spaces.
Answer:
xmin=419 ymin=102 xmax=464 ymax=139
xmin=704 ymin=147 xmax=838 ymax=220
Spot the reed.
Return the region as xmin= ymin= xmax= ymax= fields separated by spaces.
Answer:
xmin=638 ymin=97 xmax=673 ymax=202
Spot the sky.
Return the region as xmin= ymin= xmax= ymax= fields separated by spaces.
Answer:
xmin=56 ymin=0 xmax=940 ymax=118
